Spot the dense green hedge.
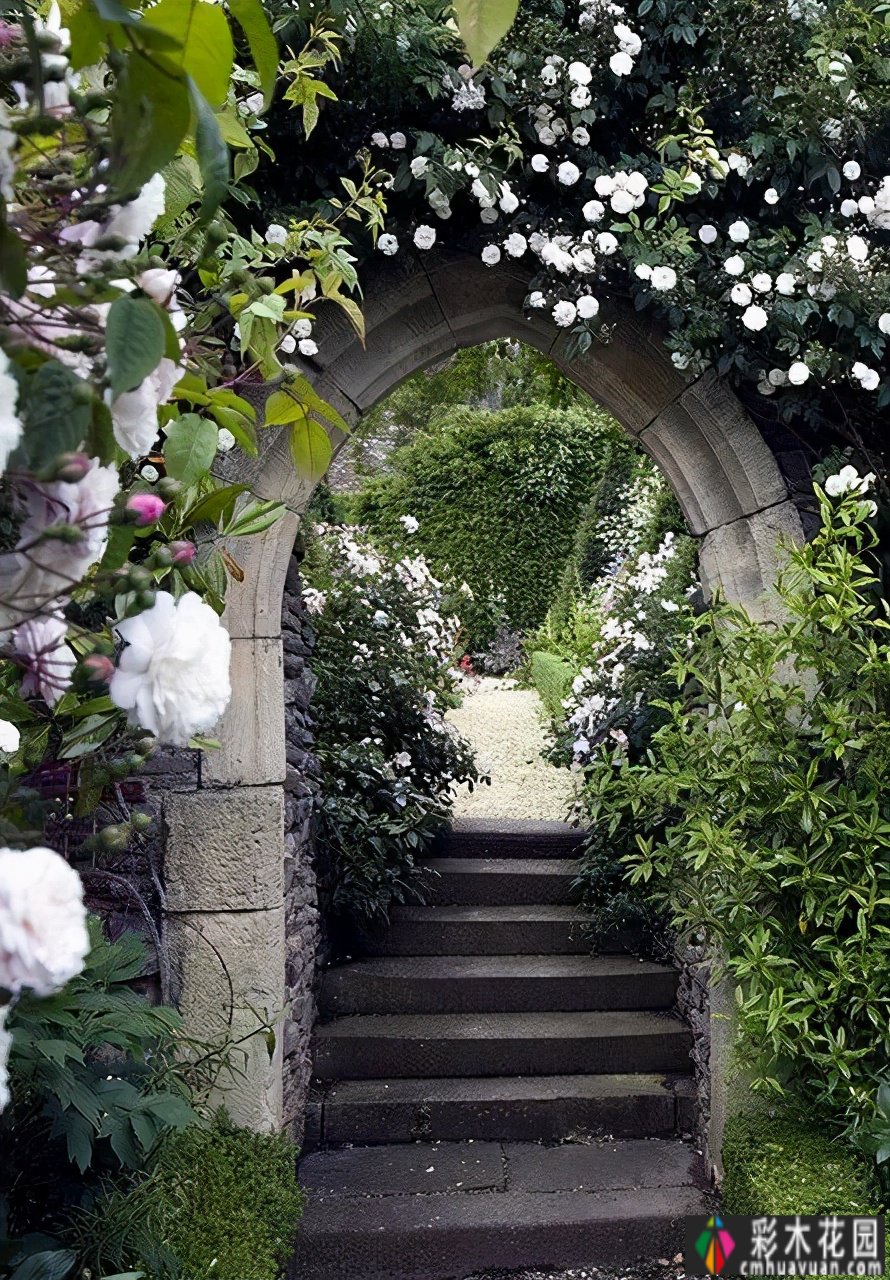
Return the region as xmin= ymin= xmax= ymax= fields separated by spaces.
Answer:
xmin=722 ymin=1112 xmax=882 ymax=1217
xmin=529 ymin=650 xmax=575 ymax=721
xmin=351 ymin=403 xmax=621 ymax=647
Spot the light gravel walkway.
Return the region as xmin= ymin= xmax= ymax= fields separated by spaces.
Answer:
xmin=447 ymin=677 xmax=577 ymax=820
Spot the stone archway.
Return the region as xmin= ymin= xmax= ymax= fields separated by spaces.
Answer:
xmin=159 ymin=248 xmax=806 ymax=1134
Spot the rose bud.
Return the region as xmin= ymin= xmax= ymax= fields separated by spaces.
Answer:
xmin=170 ymin=539 xmax=197 ymax=566
xmin=82 ymin=654 xmax=115 ymax=683
xmin=126 ymin=493 xmax=167 ymax=526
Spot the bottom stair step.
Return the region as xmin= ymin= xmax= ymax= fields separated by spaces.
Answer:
xmin=292 ymin=1139 xmax=708 ymax=1280
xmin=309 ymin=1073 xmax=697 ymax=1146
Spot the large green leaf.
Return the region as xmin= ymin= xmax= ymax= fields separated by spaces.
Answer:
xmin=11 ymin=1250 xmax=77 ymax=1280
xmin=289 ymin=416 xmax=332 ymax=481
xmin=452 ymin=0 xmax=519 ymax=65
xmin=189 ymin=80 xmax=230 ymax=223
xmin=143 ymin=0 xmax=234 ymax=107
xmin=227 ymin=0 xmax=278 ymax=106
xmin=264 ymin=388 xmax=309 ymax=427
xmin=18 ymin=361 xmax=93 ymax=470
xmin=109 ymin=49 xmax=192 ymax=198
xmin=106 ymin=295 xmax=167 ymax=399
xmin=163 ymin=413 xmax=219 ymax=484
xmin=223 ymin=498 xmax=285 ymax=537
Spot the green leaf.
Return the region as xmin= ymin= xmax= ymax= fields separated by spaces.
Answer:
xmin=289 ymin=416 xmax=332 ymax=481
xmin=264 ymin=388 xmax=309 ymax=427
xmin=106 ymin=296 xmax=167 ymax=400
xmin=18 ymin=361 xmax=92 ymax=470
xmin=0 ymin=215 xmax=26 ymax=297
xmin=227 ymin=0 xmax=278 ymax=105
xmin=223 ymin=498 xmax=285 ymax=537
xmin=452 ymin=0 xmax=519 ymax=65
xmin=182 ymin=483 xmax=250 ymax=527
xmin=11 ymin=1251 xmax=77 ymax=1280
xmin=163 ymin=413 xmax=219 ymax=484
xmin=189 ymin=81 xmax=230 ymax=223
xmin=109 ymin=50 xmax=192 ymax=198
xmin=284 ymin=373 xmax=351 ymax=436
xmin=142 ymin=0 xmax=234 ymax=107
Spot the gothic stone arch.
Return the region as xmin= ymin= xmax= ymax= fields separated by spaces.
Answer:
xmin=159 ymin=248 xmax=806 ymax=1138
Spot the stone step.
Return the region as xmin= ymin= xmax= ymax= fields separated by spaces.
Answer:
xmin=420 ymin=858 xmax=578 ymax=906
xmin=307 ymin=1073 xmax=697 ymax=1147
xmin=292 ymin=1139 xmax=707 ymax=1279
xmin=436 ymin=817 xmax=586 ymax=861
xmin=362 ymin=905 xmax=595 ymax=956
xmin=313 ymin=1010 xmax=693 ymax=1081
xmin=319 ymin=954 xmax=677 ymax=1016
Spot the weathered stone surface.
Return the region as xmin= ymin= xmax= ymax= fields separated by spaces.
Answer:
xmin=698 ymin=499 xmax=804 ymax=616
xmin=165 ymin=906 xmax=285 ymax=1131
xmin=300 ymin=1141 xmax=507 ymax=1196
xmin=201 ymin=638 xmax=286 ymax=788
xmin=506 ymin=1138 xmax=701 ymax=1192
xmin=164 ymin=787 xmax=284 ymax=912
xmin=640 ymin=371 xmax=790 ymax=535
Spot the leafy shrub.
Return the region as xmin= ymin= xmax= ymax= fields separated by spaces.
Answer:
xmin=351 ymin=403 xmax=621 ymax=647
xmin=529 ymin=651 xmax=575 ymax=721
xmin=74 ymin=1112 xmax=303 ymax=1280
xmin=723 ymin=1112 xmax=882 ymax=1216
xmin=304 ymin=523 xmax=479 ymax=927
xmin=593 ymin=476 xmax=890 ymax=1132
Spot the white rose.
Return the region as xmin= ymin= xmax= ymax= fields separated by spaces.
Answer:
xmin=0 ymin=846 xmax=89 ymax=996
xmin=499 ymin=183 xmax=519 ymax=214
xmin=595 ymin=232 xmax=618 ymax=255
xmin=787 ymin=361 xmax=810 ymax=385
xmin=528 ymin=291 xmax=546 ymax=308
xmin=858 ymin=195 xmax=875 ymax=215
xmin=728 ymin=220 xmax=750 ymax=242
xmin=0 ymin=720 xmax=18 ymax=753
xmin=723 ymin=255 xmax=745 ymax=276
xmin=609 ymin=50 xmax=634 ymax=76
xmin=764 ymin=188 xmax=779 ymax=205
xmin=410 ymin=156 xmax=429 ymax=178
xmin=846 ymin=235 xmax=868 ymax=262
xmin=775 ymin=272 xmax=796 ymax=295
xmin=650 ymin=265 xmax=677 ymax=291
xmin=481 ymin=245 xmax=501 ymax=266
xmin=572 ymin=127 xmax=590 ymax=146
xmin=582 ymin=199 xmax=605 ymax=223
xmin=742 ymin=304 xmax=768 ymax=331
xmin=370 ymin=131 xmax=389 ymax=147
xmin=110 ymin=591 xmax=232 ymax=746
xmin=610 ymin=188 xmax=635 ymax=214
xmin=635 ymin=263 xmax=652 ymax=279
xmin=504 ymin=233 xmax=527 ymax=258
xmin=552 ymin=300 xmax=577 ymax=327
xmin=413 ymin=225 xmax=436 ymax=250
xmin=537 ymin=125 xmax=557 ymax=146
xmin=14 ymin=614 xmax=75 ymax=706
xmin=751 ymin=273 xmax=772 ymax=293
xmin=570 ymin=85 xmax=591 ymax=109
xmin=378 ymin=233 xmax=399 ymax=256
xmin=531 ymin=154 xmax=549 ymax=173
xmin=389 ymin=132 xmax=407 ymax=150
xmin=265 ymin=223 xmax=288 ymax=245
xmin=698 ymin=224 xmax=718 ymax=245
xmin=577 ymin=294 xmax=599 ymax=319
xmin=878 ymin=313 xmax=890 ymax=335
xmin=594 ymin=174 xmax=615 ymax=197
xmin=731 ymin=282 xmax=753 ymax=306
xmin=111 ymin=357 xmax=181 ymax=459
xmin=840 ymin=199 xmax=858 ymax=217
xmin=843 ymin=160 xmax=861 ymax=180
xmin=557 ymin=161 xmax=580 ymax=186
xmin=568 ymin=61 xmax=592 ymax=85
xmin=217 ymin=428 xmax=236 ymax=453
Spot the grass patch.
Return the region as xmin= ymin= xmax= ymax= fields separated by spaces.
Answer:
xmin=529 ymin=649 xmax=574 ymax=722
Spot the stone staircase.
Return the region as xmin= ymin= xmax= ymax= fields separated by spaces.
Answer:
xmin=293 ymin=819 xmax=706 ymax=1280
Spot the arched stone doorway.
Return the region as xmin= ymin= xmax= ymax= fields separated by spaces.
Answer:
xmin=160 ymin=249 xmax=806 ymax=1135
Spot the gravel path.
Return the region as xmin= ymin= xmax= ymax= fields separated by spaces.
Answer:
xmin=447 ymin=677 xmax=577 ymax=820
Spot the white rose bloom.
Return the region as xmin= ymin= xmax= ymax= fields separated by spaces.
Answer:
xmin=14 ymin=614 xmax=75 ymax=706
xmin=611 ymin=188 xmax=635 ymax=214
xmin=279 ymin=334 xmax=297 ymax=354
xmin=531 ymin=154 xmax=549 ymax=173
xmin=594 ymin=174 xmax=615 ymax=197
xmin=843 ymin=160 xmax=861 ymax=180
xmin=751 ymin=273 xmax=772 ymax=293
xmin=635 ymin=264 xmax=652 ymax=279
xmin=137 ymin=267 xmax=179 ymax=308
xmin=0 ymin=720 xmax=18 ymax=753
xmin=568 ymin=61 xmax=592 ymax=85
xmin=878 ymin=313 xmax=890 ymax=335
xmin=294 ymin=319 xmax=312 ymax=339
xmin=499 ymin=183 xmax=519 ymax=214
xmin=742 ymin=304 xmax=768 ymax=331
xmin=240 ymin=90 xmax=264 ymax=116
xmin=858 ymin=195 xmax=875 ymax=215
xmin=614 ymin=22 xmax=642 ymax=54
xmin=846 ymin=235 xmax=868 ymax=262
xmin=728 ymin=219 xmax=750 ymax=242
xmin=537 ymin=126 xmax=557 ymax=146
xmin=528 ymin=291 xmax=546 ymax=308
xmin=582 ymin=199 xmax=605 ymax=223
xmin=264 ymin=223 xmax=288 ymax=246
xmin=110 ymin=591 xmax=231 ymax=746
xmin=371 ymin=131 xmax=389 ymax=147
xmin=840 ymin=199 xmax=858 ymax=217
xmin=787 ymin=361 xmax=810 ymax=385
xmin=731 ymin=282 xmax=753 ymax=306
xmin=299 ymin=338 xmax=319 ymax=357
xmin=0 ymin=846 xmax=89 ymax=996
xmin=410 ymin=156 xmax=429 ymax=178
xmin=768 ymin=368 xmax=788 ymax=386
xmin=609 ymin=50 xmax=634 ymax=76
xmin=399 ymin=514 xmax=419 ymax=534
xmin=217 ymin=428 xmax=236 ymax=453
xmin=625 ymin=171 xmax=648 ymax=197
xmin=413 ymin=225 xmax=437 ymax=250
xmin=723 ymin=254 xmax=745 ymax=276
xmin=140 ymin=463 xmax=159 ymax=482
xmin=557 ymin=162 xmax=580 ymax=186
xmin=100 ymin=173 xmax=166 ymax=255
xmin=570 ymin=85 xmax=591 ymax=108
xmin=825 ymin=464 xmax=873 ymax=496
xmin=776 ymin=271 xmax=796 ymax=295
xmin=576 ymin=295 xmax=599 ymax=319
xmin=595 ymin=232 xmax=618 ymax=255
xmin=111 ymin=356 xmax=181 ymax=459
xmin=820 ymin=234 xmax=838 ymax=256
xmin=650 ymin=265 xmax=677 ymax=291
xmin=377 ymin=233 xmax=399 ymax=257
xmin=552 ymin=300 xmax=577 ymax=327
xmin=698 ymin=224 xmax=718 ymax=244
xmin=0 ymin=349 xmax=23 ymax=478
xmin=855 ymin=365 xmax=880 ymax=391
xmin=572 ymin=127 xmax=591 ymax=146
xmin=504 ymin=233 xmax=527 ymax=258
xmin=481 ymin=245 xmax=501 ymax=266
xmin=764 ymin=187 xmax=779 ymax=204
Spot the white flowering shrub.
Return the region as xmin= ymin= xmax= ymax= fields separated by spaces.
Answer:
xmin=304 ymin=522 xmax=479 ymax=925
